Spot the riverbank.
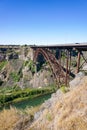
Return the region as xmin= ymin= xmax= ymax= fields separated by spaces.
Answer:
xmin=0 ymin=85 xmax=56 ymax=110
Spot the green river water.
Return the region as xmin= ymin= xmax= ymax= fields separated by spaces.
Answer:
xmin=3 ymin=93 xmax=51 ymax=110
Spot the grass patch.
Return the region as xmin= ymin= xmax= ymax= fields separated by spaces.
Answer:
xmin=0 ymin=61 xmax=8 ymax=71
xmin=10 ymin=72 xmax=20 ymax=82
xmin=0 ymin=105 xmax=41 ymax=130
xmin=46 ymin=112 xmax=53 ymax=121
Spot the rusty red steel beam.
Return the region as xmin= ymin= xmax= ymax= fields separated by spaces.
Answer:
xmin=69 ymin=50 xmax=71 ymax=81
xmin=58 ymin=50 xmax=61 ymax=84
xmin=77 ymin=51 xmax=81 ymax=73
xmin=79 ymin=53 xmax=87 ymax=70
xmin=33 ymin=48 xmax=65 ymax=86
xmin=81 ymin=53 xmax=87 ymax=63
xmin=33 ymin=48 xmax=56 ymax=80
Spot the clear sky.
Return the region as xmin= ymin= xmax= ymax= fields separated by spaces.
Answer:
xmin=0 ymin=0 xmax=87 ymax=45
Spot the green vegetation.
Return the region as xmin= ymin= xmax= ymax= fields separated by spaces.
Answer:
xmin=0 ymin=61 xmax=8 ymax=71
xmin=0 ymin=85 xmax=20 ymax=94
xmin=10 ymin=72 xmax=20 ymax=82
xmin=0 ymin=86 xmax=56 ymax=108
xmin=24 ymin=60 xmax=29 ymax=66
xmin=46 ymin=112 xmax=53 ymax=121
xmin=28 ymin=60 xmax=36 ymax=74
xmin=24 ymin=60 xmax=36 ymax=74
xmin=10 ymin=66 xmax=23 ymax=82
xmin=61 ymin=51 xmax=66 ymax=59
xmin=60 ymin=85 xmax=69 ymax=93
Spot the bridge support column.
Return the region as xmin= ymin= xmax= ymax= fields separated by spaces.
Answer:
xmin=77 ymin=51 xmax=80 ymax=73
xmin=58 ymin=50 xmax=61 ymax=84
xmin=69 ymin=50 xmax=71 ymax=81
xmin=33 ymin=49 xmax=37 ymax=73
xmin=65 ymin=50 xmax=69 ymax=86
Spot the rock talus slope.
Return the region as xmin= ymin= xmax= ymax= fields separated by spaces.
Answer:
xmin=29 ymin=76 xmax=87 ymax=130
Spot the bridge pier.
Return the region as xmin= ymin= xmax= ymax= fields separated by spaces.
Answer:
xmin=65 ymin=50 xmax=69 ymax=86
xmin=69 ymin=50 xmax=71 ymax=81
xmin=58 ymin=50 xmax=61 ymax=85
xmin=77 ymin=51 xmax=81 ymax=73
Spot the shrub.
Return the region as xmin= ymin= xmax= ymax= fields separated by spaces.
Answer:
xmin=24 ymin=60 xmax=29 ymax=66
xmin=60 ymin=85 xmax=68 ymax=93
xmin=46 ymin=112 xmax=53 ymax=121
xmin=28 ymin=60 xmax=36 ymax=74
xmin=10 ymin=72 xmax=20 ymax=82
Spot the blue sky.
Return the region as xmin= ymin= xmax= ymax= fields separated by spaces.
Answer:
xmin=0 ymin=0 xmax=87 ymax=45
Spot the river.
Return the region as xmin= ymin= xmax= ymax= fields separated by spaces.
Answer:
xmin=2 ymin=93 xmax=51 ymax=110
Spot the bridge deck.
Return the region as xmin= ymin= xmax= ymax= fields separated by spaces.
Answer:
xmin=30 ymin=43 xmax=87 ymax=50
xmin=0 ymin=43 xmax=87 ymax=50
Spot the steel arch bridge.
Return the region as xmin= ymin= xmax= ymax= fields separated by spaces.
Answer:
xmin=31 ymin=43 xmax=87 ymax=87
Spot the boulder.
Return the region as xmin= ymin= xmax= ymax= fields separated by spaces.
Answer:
xmin=83 ymin=64 xmax=87 ymax=70
xmin=69 ymin=72 xmax=85 ymax=89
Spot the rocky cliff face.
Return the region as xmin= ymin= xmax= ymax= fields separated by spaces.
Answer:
xmin=0 ymin=45 xmax=54 ymax=88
